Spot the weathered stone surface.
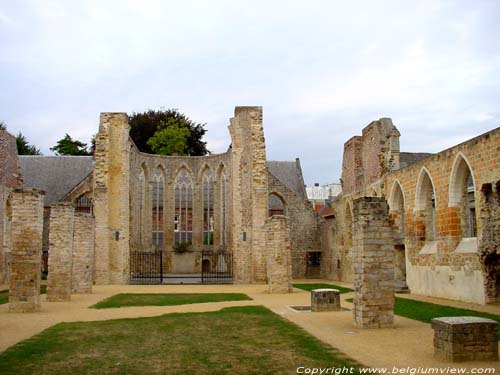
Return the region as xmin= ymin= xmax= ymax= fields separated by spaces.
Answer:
xmin=352 ymin=197 xmax=395 ymax=328
xmin=265 ymin=215 xmax=292 ymax=293
xmin=432 ymin=316 xmax=498 ymax=362
xmin=311 ymin=288 xmax=341 ymax=312
xmin=47 ymin=203 xmax=75 ymax=302
xmin=71 ymin=212 xmax=94 ymax=293
xmin=8 ymin=189 xmax=44 ymax=312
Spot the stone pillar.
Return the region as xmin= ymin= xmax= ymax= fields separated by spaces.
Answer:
xmin=229 ymin=106 xmax=268 ymax=283
xmin=93 ymin=113 xmax=130 ymax=284
xmin=47 ymin=203 xmax=75 ymax=302
xmin=71 ymin=212 xmax=95 ymax=293
xmin=352 ymin=197 xmax=395 ymax=328
xmin=8 ymin=189 xmax=44 ymax=312
xmin=265 ymin=215 xmax=292 ymax=293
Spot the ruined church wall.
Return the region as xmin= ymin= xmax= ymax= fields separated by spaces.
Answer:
xmin=268 ymin=172 xmax=323 ymax=278
xmin=386 ymin=128 xmax=500 ymax=304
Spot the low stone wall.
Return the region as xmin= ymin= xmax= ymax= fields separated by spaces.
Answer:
xmin=432 ymin=317 xmax=498 ymax=362
xmin=71 ymin=212 xmax=95 ymax=293
xmin=352 ymin=197 xmax=395 ymax=328
xmin=265 ymin=215 xmax=292 ymax=293
xmin=8 ymin=189 xmax=44 ymax=312
xmin=311 ymin=289 xmax=341 ymax=312
xmin=47 ymin=203 xmax=75 ymax=302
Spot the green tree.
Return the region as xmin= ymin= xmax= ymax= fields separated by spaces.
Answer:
xmin=129 ymin=109 xmax=209 ymax=155
xmin=50 ymin=133 xmax=91 ymax=155
xmin=147 ymin=122 xmax=191 ymax=155
xmin=16 ymin=132 xmax=42 ymax=155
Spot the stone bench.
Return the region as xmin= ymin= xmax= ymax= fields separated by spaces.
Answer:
xmin=311 ymin=288 xmax=341 ymax=312
xmin=431 ymin=317 xmax=498 ymax=362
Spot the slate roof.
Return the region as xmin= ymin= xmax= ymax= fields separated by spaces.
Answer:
xmin=19 ymin=156 xmax=94 ymax=205
xmin=267 ymin=160 xmax=307 ymax=199
xmin=399 ymin=152 xmax=434 ymax=169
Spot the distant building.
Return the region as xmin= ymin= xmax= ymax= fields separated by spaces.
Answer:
xmin=306 ymin=182 xmax=342 ymax=210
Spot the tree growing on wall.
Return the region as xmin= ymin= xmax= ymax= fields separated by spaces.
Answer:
xmin=50 ymin=134 xmax=91 ymax=156
xmin=16 ymin=132 xmax=42 ymax=155
xmin=129 ymin=109 xmax=209 ymax=156
xmin=0 ymin=120 xmax=6 ymax=130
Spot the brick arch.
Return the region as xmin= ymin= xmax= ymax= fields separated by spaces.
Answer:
xmin=414 ymin=167 xmax=436 ymax=211
xmin=389 ymin=180 xmax=406 ymax=212
xmin=449 ymin=152 xmax=476 ymax=207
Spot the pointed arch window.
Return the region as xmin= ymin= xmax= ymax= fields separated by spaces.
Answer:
xmin=137 ymin=169 xmax=145 ymax=246
xmin=415 ymin=169 xmax=437 ymax=242
xmin=174 ymin=169 xmax=193 ymax=244
xmin=202 ymin=169 xmax=215 ymax=246
xmin=152 ymin=168 xmax=164 ymax=248
xmin=220 ymin=172 xmax=228 ymax=246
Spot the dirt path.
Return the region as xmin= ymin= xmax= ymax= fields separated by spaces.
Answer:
xmin=1 ymin=282 xmax=499 ymax=371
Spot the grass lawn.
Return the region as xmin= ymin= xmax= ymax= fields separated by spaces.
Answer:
xmin=0 ymin=285 xmax=47 ymax=305
xmin=346 ymin=296 xmax=500 ymax=339
xmin=0 ymin=305 xmax=362 ymax=375
xmin=293 ymin=283 xmax=353 ymax=294
xmin=91 ymin=293 xmax=252 ymax=309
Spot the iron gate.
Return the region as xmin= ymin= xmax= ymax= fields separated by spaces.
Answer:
xmin=129 ymin=251 xmax=163 ymax=284
xmin=130 ymin=250 xmax=233 ymax=284
xmin=201 ymin=251 xmax=233 ymax=284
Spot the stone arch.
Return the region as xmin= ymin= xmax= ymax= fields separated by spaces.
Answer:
xmin=197 ymin=163 xmax=213 ymax=184
xmin=389 ymin=180 xmax=408 ymax=291
xmin=171 ymin=163 xmax=195 ymax=185
xmin=135 ymin=163 xmax=150 ymax=248
xmin=368 ymin=187 xmax=378 ymax=196
xmin=268 ymin=191 xmax=287 ymax=217
xmin=415 ymin=167 xmax=437 ymax=241
xmin=449 ymin=152 xmax=477 ymax=238
xmin=174 ymin=167 xmax=194 ymax=244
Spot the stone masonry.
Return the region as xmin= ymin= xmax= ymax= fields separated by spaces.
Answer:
xmin=311 ymin=288 xmax=341 ymax=312
xmin=353 ymin=197 xmax=395 ymax=328
xmin=8 ymin=189 xmax=44 ymax=312
xmin=47 ymin=203 xmax=75 ymax=302
xmin=432 ymin=317 xmax=498 ymax=362
xmin=265 ymin=215 xmax=292 ymax=293
xmin=71 ymin=212 xmax=95 ymax=293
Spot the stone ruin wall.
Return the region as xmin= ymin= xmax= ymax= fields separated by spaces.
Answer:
xmin=268 ymin=171 xmax=324 ymax=278
xmin=265 ymin=215 xmax=292 ymax=293
xmin=0 ymin=129 xmax=23 ymax=284
xmin=71 ymin=212 xmax=95 ymax=293
xmin=327 ymin=121 xmax=500 ymax=304
xmin=129 ymin=143 xmax=233 ymax=274
xmin=8 ymin=189 xmax=44 ymax=312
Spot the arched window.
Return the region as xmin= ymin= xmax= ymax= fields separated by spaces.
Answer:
xmin=449 ymin=154 xmax=476 ymax=238
xmin=268 ymin=193 xmax=286 ymax=217
xmin=220 ymin=171 xmax=228 ymax=246
xmin=389 ymin=181 xmax=405 ymax=242
xmin=136 ymin=168 xmax=145 ymax=246
xmin=174 ymin=169 xmax=193 ymax=244
xmin=152 ymin=168 xmax=164 ymax=249
xmin=74 ymin=193 xmax=92 ymax=214
xmin=202 ymin=169 xmax=215 ymax=246
xmin=415 ymin=168 xmax=436 ymax=241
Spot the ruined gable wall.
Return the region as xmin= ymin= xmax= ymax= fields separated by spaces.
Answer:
xmin=268 ymin=171 xmax=323 ymax=278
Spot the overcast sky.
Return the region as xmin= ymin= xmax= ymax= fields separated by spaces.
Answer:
xmin=1 ymin=0 xmax=499 ymax=185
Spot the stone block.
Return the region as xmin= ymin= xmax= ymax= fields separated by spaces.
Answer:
xmin=311 ymin=288 xmax=341 ymax=312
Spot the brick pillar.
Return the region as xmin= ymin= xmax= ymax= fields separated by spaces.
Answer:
xmin=352 ymin=197 xmax=395 ymax=328
xmin=47 ymin=203 xmax=75 ymax=302
xmin=265 ymin=215 xmax=292 ymax=293
xmin=8 ymin=189 xmax=44 ymax=312
xmin=71 ymin=212 xmax=95 ymax=293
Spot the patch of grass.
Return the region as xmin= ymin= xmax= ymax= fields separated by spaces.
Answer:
xmin=0 ymin=305 xmax=363 ymax=375
xmin=293 ymin=283 xmax=353 ymax=294
xmin=345 ymin=297 xmax=500 ymax=340
xmin=0 ymin=285 xmax=47 ymax=305
xmin=91 ymin=293 xmax=252 ymax=309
